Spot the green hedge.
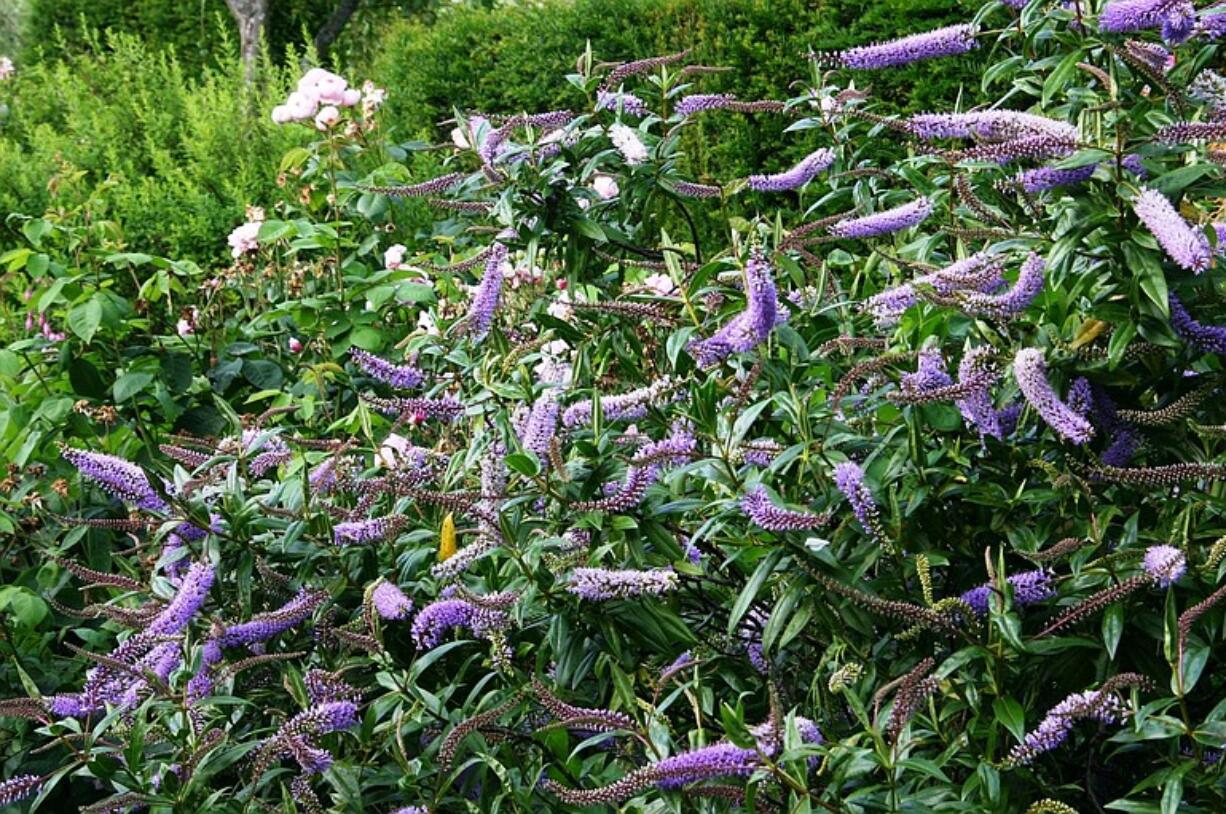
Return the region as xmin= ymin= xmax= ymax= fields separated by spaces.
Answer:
xmin=373 ymin=0 xmax=980 ymax=182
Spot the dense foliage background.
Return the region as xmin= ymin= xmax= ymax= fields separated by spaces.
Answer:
xmin=2 ymin=0 xmax=1226 ymax=813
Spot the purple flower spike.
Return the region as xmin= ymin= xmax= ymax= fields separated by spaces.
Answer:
xmin=519 ymin=390 xmax=561 ymax=463
xmin=61 ymin=447 xmax=168 ymax=511
xmin=958 ymin=252 xmax=1045 ymax=319
xmin=596 ymin=90 xmax=647 ymax=117
xmin=1133 ymin=188 xmax=1211 ymax=274
xmin=960 ymin=570 xmax=1055 ymax=617
xmin=468 ymin=242 xmax=508 ymax=340
xmin=333 ymin=516 xmax=404 ymax=545
xmin=0 ymin=775 xmax=43 ymax=807
xmin=147 ymin=561 xmax=215 ymax=636
xmin=747 ymin=148 xmax=836 ymax=192
xmin=350 ymin=348 xmax=424 ymax=390
xmin=1008 ymin=689 xmax=1126 ymax=765
xmin=219 ymin=588 xmax=325 ymax=648
xmin=675 ymin=93 xmax=737 ymax=116
xmin=371 ymin=581 xmax=414 ymax=620
xmin=688 ymin=251 xmax=781 ymax=366
xmin=740 ymin=485 xmax=829 ymax=531
xmin=1013 ymin=348 xmax=1095 ymax=444
xmin=1169 ymin=293 xmax=1226 ymax=354
xmin=1143 ymin=544 xmax=1186 ymax=587
xmin=828 ymin=198 xmax=933 ymax=239
xmin=411 ymin=598 xmax=508 ymax=649
xmin=568 ymin=567 xmax=678 ymax=600
xmin=1015 ymin=163 xmax=1097 ymax=193
xmin=1098 ymin=0 xmax=1184 ymax=33
xmin=833 ymin=461 xmax=881 ymax=538
xmin=907 ymin=111 xmax=1076 ymax=142
xmin=839 ymin=24 xmax=978 ymax=69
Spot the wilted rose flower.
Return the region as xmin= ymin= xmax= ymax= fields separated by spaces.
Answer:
xmin=288 ymin=337 xmax=304 ymax=353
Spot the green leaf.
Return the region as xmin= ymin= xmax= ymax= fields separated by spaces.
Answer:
xmin=1102 ymin=603 xmax=1124 ymax=660
xmin=113 ymin=371 xmax=154 ymax=402
xmin=726 ymin=549 xmax=781 ymax=635
xmin=242 ymin=359 xmax=284 ymax=390
xmin=67 ymin=357 xmax=107 ymax=399
xmin=347 ymin=327 xmax=384 ymax=352
xmin=505 ymin=452 xmax=541 ymax=478
xmin=992 ymin=697 xmax=1025 ymax=744
xmin=67 ymin=298 xmax=102 ymax=344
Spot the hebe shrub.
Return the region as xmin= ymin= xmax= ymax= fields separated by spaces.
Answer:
xmin=6 ymin=0 xmax=1226 ymax=812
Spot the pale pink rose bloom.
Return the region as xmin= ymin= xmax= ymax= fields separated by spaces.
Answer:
xmin=177 ymin=319 xmax=194 ymax=336
xmin=314 ymin=105 xmax=341 ymax=131
xmin=227 ymin=221 xmax=261 ymax=258
xmin=299 ymin=68 xmax=349 ymax=103
xmin=384 ymin=244 xmax=407 ymax=270
xmin=283 ymin=91 xmax=318 ymax=121
xmin=643 ymin=272 xmax=677 ymax=297
xmin=271 ymin=105 xmax=292 ymax=124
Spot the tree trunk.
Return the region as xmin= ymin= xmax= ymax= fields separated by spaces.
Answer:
xmin=314 ymin=0 xmax=361 ymax=61
xmin=224 ymin=0 xmax=267 ymax=84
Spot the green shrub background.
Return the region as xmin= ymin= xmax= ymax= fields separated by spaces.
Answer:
xmin=0 ymin=0 xmax=975 ymax=264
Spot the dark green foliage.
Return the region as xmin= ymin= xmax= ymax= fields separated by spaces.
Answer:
xmin=21 ymin=0 xmax=338 ymax=71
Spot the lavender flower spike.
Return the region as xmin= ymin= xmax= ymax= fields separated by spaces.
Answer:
xmin=747 ymin=148 xmax=836 ymax=192
xmin=741 ymin=485 xmax=829 ymax=531
xmin=1007 ymin=690 xmax=1127 ymax=765
xmin=957 ymin=252 xmax=1045 ymax=320
xmin=1143 ymin=544 xmax=1186 ymax=587
xmin=674 ymin=93 xmax=737 ymax=116
xmin=371 ymin=580 xmax=414 ymax=620
xmin=833 ymin=461 xmax=882 ymax=539
xmin=0 ymin=775 xmax=42 ymax=807
xmin=568 ymin=567 xmax=679 ymax=600
xmin=1013 ymin=348 xmax=1095 ymax=444
xmin=1015 ymin=163 xmax=1096 ymax=193
xmin=828 ymin=197 xmax=933 ymax=239
xmin=960 ymin=570 xmax=1055 ymax=617
xmin=468 ymin=242 xmax=508 ymax=340
xmin=350 ymin=348 xmax=424 ymax=390
xmin=839 ymin=24 xmax=978 ymax=69
xmin=1098 ymin=0 xmax=1183 ymax=33
xmin=687 ymin=251 xmax=781 ymax=366
xmin=147 ymin=561 xmax=215 ymax=636
xmin=219 ymin=587 xmax=325 ymax=648
xmin=1169 ymin=293 xmax=1226 ymax=354
xmin=1133 ymin=188 xmax=1211 ymax=273
xmin=411 ymin=597 xmax=509 ymax=649
xmin=61 ymin=447 xmax=168 ymax=511
xmin=333 ymin=515 xmax=404 ymax=545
